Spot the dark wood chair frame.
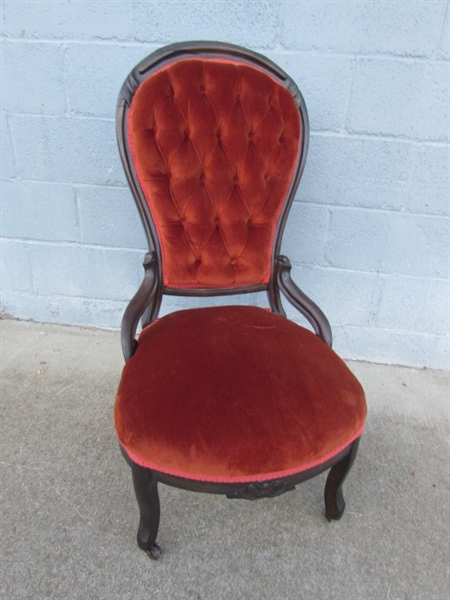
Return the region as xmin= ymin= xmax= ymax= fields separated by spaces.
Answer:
xmin=115 ymin=41 xmax=361 ymax=560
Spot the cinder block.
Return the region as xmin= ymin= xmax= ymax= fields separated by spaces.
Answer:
xmin=11 ymin=115 xmax=125 ymax=185
xmin=408 ymin=145 xmax=450 ymax=216
xmin=132 ymin=0 xmax=278 ymax=48
xmin=0 ymin=240 xmax=34 ymax=293
xmin=1 ymin=181 xmax=79 ymax=241
xmin=335 ymin=325 xmax=449 ymax=371
xmin=347 ymin=58 xmax=449 ymax=142
xmin=1 ymin=113 xmax=17 ymax=179
xmin=280 ymin=0 xmax=443 ymax=57
xmin=61 ymin=297 xmax=125 ymax=328
xmin=2 ymin=0 xmax=133 ymax=40
xmin=65 ymin=43 xmax=150 ymax=118
xmin=28 ymin=244 xmax=142 ymax=300
xmin=281 ymin=202 xmax=328 ymax=266
xmin=269 ymin=52 xmax=353 ymax=132
xmin=381 ymin=213 xmax=449 ymax=278
xmin=285 ymin=264 xmax=380 ymax=329
xmin=377 ymin=275 xmax=449 ymax=336
xmin=40 ymin=295 xmax=126 ymax=328
xmin=1 ymin=292 xmax=33 ymax=319
xmin=77 ymin=185 xmax=147 ymax=249
xmin=0 ymin=292 xmax=126 ymax=329
xmin=299 ymin=134 xmax=413 ymax=210
xmin=158 ymin=291 xmax=268 ymax=319
xmin=436 ymin=6 xmax=449 ymax=60
xmin=326 ymin=207 xmax=392 ymax=272
xmin=2 ymin=41 xmax=65 ymax=115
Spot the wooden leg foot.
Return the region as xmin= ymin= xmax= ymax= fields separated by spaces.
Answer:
xmin=144 ymin=542 xmax=162 ymax=560
xmin=131 ymin=461 xmax=161 ymax=557
xmin=324 ymin=438 xmax=360 ymax=521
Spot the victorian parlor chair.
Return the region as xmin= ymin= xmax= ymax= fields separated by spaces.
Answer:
xmin=114 ymin=41 xmax=367 ymax=559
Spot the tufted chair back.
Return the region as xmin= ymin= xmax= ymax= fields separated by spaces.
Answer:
xmin=117 ymin=43 xmax=308 ymax=291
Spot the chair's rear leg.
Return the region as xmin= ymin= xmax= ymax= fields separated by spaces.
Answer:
xmin=131 ymin=461 xmax=161 ymax=559
xmin=324 ymin=437 xmax=360 ymax=521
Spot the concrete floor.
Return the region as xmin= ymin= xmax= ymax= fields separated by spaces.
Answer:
xmin=1 ymin=318 xmax=449 ymax=600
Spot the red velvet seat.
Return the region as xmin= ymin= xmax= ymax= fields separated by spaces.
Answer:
xmin=116 ymin=306 xmax=365 ymax=482
xmin=114 ymin=42 xmax=367 ymax=559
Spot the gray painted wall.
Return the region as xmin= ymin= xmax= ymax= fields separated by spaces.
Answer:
xmin=1 ymin=0 xmax=449 ymax=369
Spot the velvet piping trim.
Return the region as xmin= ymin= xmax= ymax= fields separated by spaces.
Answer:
xmin=120 ymin=424 xmax=365 ymax=484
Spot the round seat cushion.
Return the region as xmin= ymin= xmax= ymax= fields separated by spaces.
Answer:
xmin=115 ymin=305 xmax=366 ymax=483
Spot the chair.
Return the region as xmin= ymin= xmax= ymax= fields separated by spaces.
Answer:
xmin=114 ymin=41 xmax=367 ymax=559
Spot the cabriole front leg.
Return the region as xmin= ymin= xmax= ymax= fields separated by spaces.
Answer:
xmin=324 ymin=438 xmax=360 ymax=521
xmin=130 ymin=461 xmax=161 ymax=560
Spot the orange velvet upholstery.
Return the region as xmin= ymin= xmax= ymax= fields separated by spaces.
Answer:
xmin=128 ymin=58 xmax=301 ymax=288
xmin=115 ymin=306 xmax=366 ymax=483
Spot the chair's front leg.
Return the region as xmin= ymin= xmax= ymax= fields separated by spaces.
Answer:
xmin=324 ymin=437 xmax=360 ymax=521
xmin=131 ymin=461 xmax=161 ymax=559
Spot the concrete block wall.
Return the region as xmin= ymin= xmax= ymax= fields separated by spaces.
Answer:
xmin=1 ymin=0 xmax=449 ymax=370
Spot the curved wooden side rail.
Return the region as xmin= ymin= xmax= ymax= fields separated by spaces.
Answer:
xmin=121 ymin=251 xmax=158 ymax=362
xmin=275 ymin=255 xmax=332 ymax=347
